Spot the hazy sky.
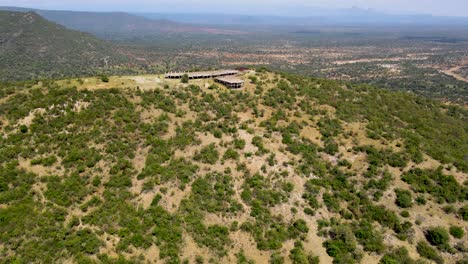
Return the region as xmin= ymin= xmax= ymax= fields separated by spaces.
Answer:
xmin=2 ymin=0 xmax=468 ymax=17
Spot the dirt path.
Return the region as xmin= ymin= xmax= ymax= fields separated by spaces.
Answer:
xmin=440 ymin=65 xmax=468 ymax=82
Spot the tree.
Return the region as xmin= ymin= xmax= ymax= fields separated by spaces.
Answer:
xmin=181 ymin=74 xmax=189 ymax=83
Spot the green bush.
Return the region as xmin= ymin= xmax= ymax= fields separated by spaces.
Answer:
xmin=416 ymin=241 xmax=444 ymax=264
xmin=395 ymin=189 xmax=413 ymax=208
xmin=379 ymin=247 xmax=415 ymax=264
xmin=270 ymin=252 xmax=285 ymax=264
xmin=324 ymin=139 xmax=339 ymax=155
xmin=20 ymin=124 xmax=28 ymax=133
xmin=400 ymin=211 xmax=410 ymax=218
xmin=233 ymin=139 xmax=246 ymax=149
xmin=223 ymin=148 xmax=240 ymax=160
xmin=194 ymin=144 xmax=219 ymax=164
xmin=288 ymin=219 xmax=309 ymax=239
xmin=31 ymin=155 xmax=57 ymax=166
xmin=425 ymin=226 xmax=450 ymax=249
xmin=252 ymin=136 xmax=267 ymax=154
xmin=289 ymin=241 xmax=319 ymax=264
xmin=181 ymin=74 xmax=189 ymax=83
xmin=323 ymin=225 xmax=362 ymax=263
xmin=449 ymin=226 xmax=464 ymax=239
xmin=354 ymin=221 xmax=384 ymax=253
xmin=100 ymin=75 xmax=109 ymax=82
xmin=459 ymin=205 xmax=468 ymax=221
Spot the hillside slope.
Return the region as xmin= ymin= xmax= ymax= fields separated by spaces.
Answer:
xmin=0 ymin=7 xmax=241 ymax=37
xmin=0 ymin=11 xmax=127 ymax=81
xmin=0 ymin=71 xmax=466 ymax=263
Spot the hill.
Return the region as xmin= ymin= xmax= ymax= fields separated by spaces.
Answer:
xmin=0 ymin=7 xmax=242 ymax=38
xmin=0 ymin=11 xmax=128 ymax=81
xmin=0 ymin=70 xmax=466 ymax=263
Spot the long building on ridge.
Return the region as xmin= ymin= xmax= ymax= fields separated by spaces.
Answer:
xmin=165 ymin=70 xmax=239 ymax=79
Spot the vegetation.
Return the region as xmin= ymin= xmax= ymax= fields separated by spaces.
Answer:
xmin=417 ymin=241 xmax=444 ymax=264
xmin=449 ymin=226 xmax=464 ymax=239
xmin=0 ymin=70 xmax=466 ymax=263
xmin=401 ymin=168 xmax=467 ymax=203
xmin=181 ymin=74 xmax=189 ymax=84
xmin=425 ymin=226 xmax=451 ymax=251
xmin=395 ymin=189 xmax=413 ymax=208
xmin=0 ymin=11 xmax=127 ymax=81
xmin=379 ymin=247 xmax=417 ymax=264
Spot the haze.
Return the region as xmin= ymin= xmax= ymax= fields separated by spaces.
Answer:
xmin=3 ymin=0 xmax=468 ymax=17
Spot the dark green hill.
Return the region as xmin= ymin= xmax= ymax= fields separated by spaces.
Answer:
xmin=0 ymin=7 xmax=229 ymax=38
xmin=0 ymin=11 xmax=128 ymax=81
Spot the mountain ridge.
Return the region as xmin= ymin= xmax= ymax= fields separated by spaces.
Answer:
xmin=0 ymin=11 xmax=128 ymax=81
xmin=0 ymin=6 xmax=243 ymax=36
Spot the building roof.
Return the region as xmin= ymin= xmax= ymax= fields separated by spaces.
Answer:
xmin=165 ymin=70 xmax=239 ymax=79
xmin=215 ymin=76 xmax=245 ymax=84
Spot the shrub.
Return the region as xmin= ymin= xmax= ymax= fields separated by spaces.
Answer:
xmin=415 ymin=195 xmax=426 ymax=205
xmin=270 ymin=252 xmax=285 ymax=264
xmin=252 ymin=136 xmax=267 ymax=154
xmin=379 ymin=247 xmax=415 ymax=264
xmin=288 ymin=219 xmax=309 ymax=239
xmin=181 ymin=74 xmax=189 ymax=83
xmin=233 ymin=139 xmax=246 ymax=150
xmin=425 ymin=227 xmax=450 ymax=248
xmin=20 ymin=125 xmax=28 ymax=133
xmin=459 ymin=205 xmax=468 ymax=221
xmin=323 ymin=225 xmax=362 ymax=263
xmin=249 ymin=76 xmax=258 ymax=84
xmin=416 ymin=241 xmax=444 ymax=264
xmin=354 ymin=222 xmax=384 ymax=253
xmin=289 ymin=241 xmax=319 ymax=264
xmin=449 ymin=226 xmax=464 ymax=239
xmin=223 ymin=148 xmax=240 ymax=160
xmin=443 ymin=205 xmax=456 ymax=214
xmin=395 ymin=189 xmax=413 ymax=208
xmin=324 ymin=139 xmax=339 ymax=155
xmin=208 ymin=84 xmax=219 ymax=90
xmin=31 ymin=155 xmax=57 ymax=166
xmin=100 ymin=74 xmax=109 ymax=82
xmin=194 ymin=144 xmax=219 ymax=164
xmin=400 ymin=211 xmax=410 ymax=218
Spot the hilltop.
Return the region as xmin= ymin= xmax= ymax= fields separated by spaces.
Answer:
xmin=0 ymin=70 xmax=466 ymax=263
xmin=0 ymin=11 xmax=128 ymax=81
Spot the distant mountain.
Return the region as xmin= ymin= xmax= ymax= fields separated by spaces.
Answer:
xmin=138 ymin=8 xmax=468 ymax=26
xmin=0 ymin=11 xmax=127 ymax=81
xmin=0 ymin=7 xmax=241 ymax=37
